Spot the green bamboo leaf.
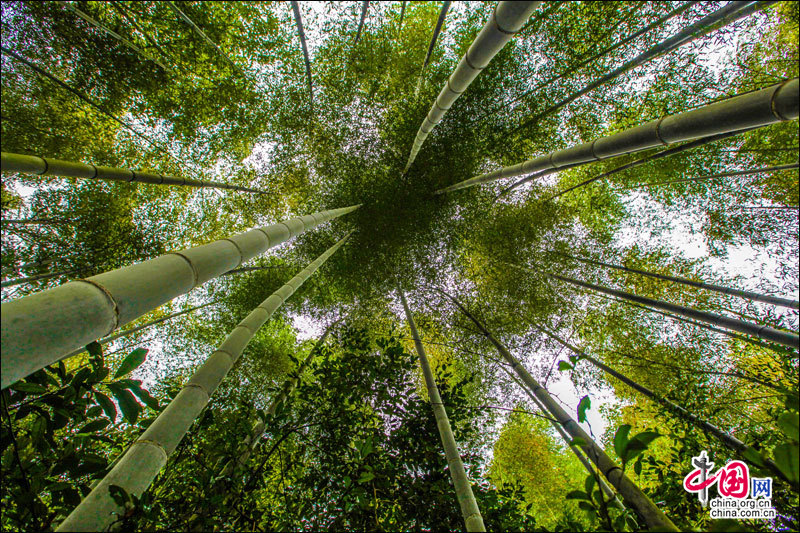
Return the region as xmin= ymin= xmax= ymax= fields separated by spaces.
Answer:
xmin=357 ymin=471 xmax=375 ymax=483
xmin=78 ymin=419 xmax=110 ymax=434
xmin=566 ymin=490 xmax=592 ymax=501
xmin=776 ymin=412 xmax=799 ymax=441
xmin=107 ymin=384 xmax=141 ymax=424
xmin=613 ymin=424 xmax=632 ymax=459
xmin=584 ymin=475 xmax=595 ymax=497
xmin=86 ymin=341 xmax=103 ymax=358
xmin=741 ymin=447 xmax=766 ymax=468
xmin=773 ymin=443 xmax=799 ymax=483
xmin=93 ymin=391 xmax=117 ymax=422
xmin=113 ymin=348 xmax=148 ymax=379
xmin=10 ymin=382 xmax=47 ymax=394
xmin=115 ymin=379 xmax=159 ymax=410
xmin=577 ymin=395 xmax=591 ymax=423
xmin=558 ymin=361 xmax=573 ymax=371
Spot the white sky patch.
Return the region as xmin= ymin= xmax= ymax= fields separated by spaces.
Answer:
xmin=291 ymin=312 xmax=325 ymax=341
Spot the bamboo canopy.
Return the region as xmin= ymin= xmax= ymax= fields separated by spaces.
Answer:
xmin=1 ymin=152 xmax=268 ymax=194
xmin=558 ymin=251 xmax=800 ymax=309
xmin=436 ymin=78 xmax=799 ymax=193
xmin=55 ymin=234 xmax=352 ymax=532
xmin=0 ymin=205 xmax=360 ymax=388
xmin=440 ymin=291 xmax=678 ymax=531
xmin=403 ymin=1 xmax=540 ymax=172
xmin=399 ymin=290 xmax=486 ymax=532
xmin=165 ymin=1 xmax=240 ymax=73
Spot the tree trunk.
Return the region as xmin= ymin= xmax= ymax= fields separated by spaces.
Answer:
xmin=398 ymin=290 xmax=486 ymax=532
xmin=436 ymin=78 xmax=799 ymax=193
xmin=55 ymin=234 xmax=352 ymax=532
xmin=404 ymin=1 xmax=540 ymax=172
xmin=537 ymin=325 xmax=798 ymax=491
xmin=290 ymin=1 xmax=314 ymax=112
xmin=547 ymin=272 xmax=799 ymax=348
xmin=1 ymin=151 xmax=270 ymax=195
xmin=165 ymin=1 xmax=240 ymax=73
xmin=1 ymin=205 xmax=360 ymax=388
xmin=558 ymin=251 xmax=799 ymax=309
xmin=436 ymin=289 xmax=678 ymax=531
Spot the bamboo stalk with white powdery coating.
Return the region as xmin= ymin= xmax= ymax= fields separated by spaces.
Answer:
xmin=540 ymin=271 xmax=799 ymax=349
xmin=1 ymin=205 xmax=360 ymax=388
xmin=404 ymin=1 xmax=540 ymax=172
xmin=399 ymin=290 xmax=486 ymax=532
xmin=436 ymin=290 xmax=678 ymax=531
xmin=55 ymin=234 xmax=352 ymax=532
xmin=558 ymin=252 xmax=800 ymax=310
xmin=436 ymin=78 xmax=799 ymax=193
xmin=537 ymin=326 xmax=798 ymax=490
xmin=1 ymin=152 xmax=267 ymax=195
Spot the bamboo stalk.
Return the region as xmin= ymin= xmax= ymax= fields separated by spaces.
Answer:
xmin=558 ymin=251 xmax=799 ymax=309
xmin=436 ymin=289 xmax=677 ymax=531
xmin=59 ymin=302 xmax=217 ymax=362
xmin=1 ymin=205 xmax=360 ymax=389
xmin=55 ymin=234 xmax=351 ymax=532
xmin=61 ymin=2 xmax=173 ymax=72
xmin=404 ymin=1 xmax=541 ymax=172
xmin=421 ymin=1 xmax=452 ymax=71
xmin=544 ymin=271 xmax=799 ymax=349
xmin=165 ymin=1 xmax=240 ymax=73
xmin=1 ymin=152 xmax=267 ymax=194
xmin=619 ymin=162 xmax=799 ymax=191
xmin=506 ymin=1 xmax=772 ymax=139
xmin=436 ymin=78 xmax=799 ymax=193
xmin=537 ymin=326 xmax=797 ymax=490
xmin=1 ymin=268 xmax=83 ymax=289
xmin=290 ymin=1 xmax=314 ymax=112
xmin=354 ymin=1 xmax=369 ymax=46
xmin=399 ymin=289 xmax=486 ymax=532
xmin=111 ymin=2 xmax=174 ymax=68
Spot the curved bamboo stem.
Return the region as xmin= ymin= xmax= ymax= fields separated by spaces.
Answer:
xmin=436 ymin=78 xmax=799 ymax=193
xmin=399 ymin=290 xmax=486 ymax=532
xmin=404 ymin=1 xmax=541 ymax=172
xmin=55 ymin=234 xmax=352 ymax=532
xmin=1 ymin=205 xmax=360 ymax=388
xmin=1 ymin=152 xmax=268 ymax=195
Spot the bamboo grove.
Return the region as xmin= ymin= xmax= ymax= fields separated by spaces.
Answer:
xmin=1 ymin=1 xmax=798 ymax=531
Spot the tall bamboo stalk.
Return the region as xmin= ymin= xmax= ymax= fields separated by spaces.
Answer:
xmin=537 ymin=325 xmax=797 ymax=490
xmin=506 ymin=1 xmax=771 ymax=139
xmin=542 ymin=271 xmax=799 ymax=348
xmin=404 ymin=1 xmax=540 ymax=172
xmin=421 ymin=1 xmax=452 ymax=71
xmin=1 ymin=267 xmax=83 ymax=289
xmin=62 ymin=2 xmax=173 ymax=72
xmin=290 ymin=1 xmax=314 ymax=112
xmin=558 ymin=251 xmax=799 ymax=310
xmin=436 ymin=78 xmax=799 ymax=193
xmin=55 ymin=234 xmax=351 ymax=532
xmin=165 ymin=1 xmax=240 ymax=73
xmin=59 ymin=302 xmax=217 ymax=362
xmin=354 ymin=1 xmax=369 ymax=46
xmin=1 ymin=205 xmax=359 ymax=388
xmin=436 ymin=289 xmax=678 ymax=531
xmin=399 ymin=290 xmax=486 ymax=532
xmin=619 ymin=162 xmax=799 ymax=191
xmin=111 ymin=2 xmax=174 ymax=68
xmin=1 ymin=152 xmax=268 ymax=195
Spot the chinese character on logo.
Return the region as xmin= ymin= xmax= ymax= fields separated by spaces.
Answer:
xmin=751 ymin=478 xmax=772 ymax=499
xmin=684 ymin=452 xmax=750 ymax=505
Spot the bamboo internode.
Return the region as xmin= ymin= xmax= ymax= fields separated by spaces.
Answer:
xmin=55 ymin=234 xmax=351 ymax=532
xmin=399 ymin=290 xmax=486 ymax=532
xmin=404 ymin=1 xmax=540 ymax=172
xmin=1 ymin=152 xmax=267 ymax=194
xmin=436 ymin=78 xmax=799 ymax=193
xmin=1 ymin=206 xmax=359 ymax=389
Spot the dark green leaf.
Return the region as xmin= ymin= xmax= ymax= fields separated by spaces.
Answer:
xmin=107 ymin=384 xmax=141 ymax=424
xmin=113 ymin=348 xmax=148 ymax=379
xmin=776 ymin=412 xmax=799 ymax=441
xmin=115 ymin=379 xmax=159 ymax=410
xmin=577 ymin=395 xmax=591 ymax=423
xmin=86 ymin=341 xmax=103 ymax=358
xmin=78 ymin=419 xmax=110 ymax=434
xmin=613 ymin=424 xmax=632 ymax=459
xmin=773 ymin=442 xmax=799 ymax=483
xmin=93 ymin=391 xmax=117 ymax=422
xmin=566 ymin=490 xmax=591 ymax=501
xmin=10 ymin=382 xmax=47 ymax=394
xmin=557 ymin=361 xmax=573 ymax=371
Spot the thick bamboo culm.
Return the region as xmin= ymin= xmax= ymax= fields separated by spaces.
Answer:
xmin=1 ymin=152 xmax=267 ymax=195
xmin=55 ymin=234 xmax=351 ymax=532
xmin=399 ymin=290 xmax=486 ymax=532
xmin=538 ymin=326 xmax=797 ymax=489
xmin=403 ymin=1 xmax=540 ymax=172
xmin=0 ymin=205 xmax=359 ymax=388
xmin=558 ymin=251 xmax=800 ymax=309
xmin=436 ymin=78 xmax=799 ymax=193
xmin=439 ymin=291 xmax=677 ymax=531
xmin=547 ymin=272 xmax=799 ymax=349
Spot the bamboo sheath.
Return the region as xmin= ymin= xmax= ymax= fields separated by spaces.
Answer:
xmin=399 ymin=290 xmax=486 ymax=532
xmin=548 ymin=272 xmax=799 ymax=349
xmin=559 ymin=252 xmax=800 ymax=310
xmin=1 ymin=205 xmax=359 ymax=389
xmin=436 ymin=78 xmax=799 ymax=193
xmin=404 ymin=1 xmax=541 ymax=172
xmin=441 ymin=293 xmax=677 ymax=531
xmin=55 ymin=234 xmax=351 ymax=532
xmin=538 ymin=327 xmax=797 ymax=489
xmin=0 ymin=152 xmax=267 ymax=194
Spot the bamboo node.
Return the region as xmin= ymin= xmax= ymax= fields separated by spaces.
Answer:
xmin=74 ymin=279 xmax=120 ymax=334
xmin=463 ymin=51 xmax=485 ymax=72
xmin=653 ymin=116 xmax=669 ymax=146
xmin=222 ymin=238 xmax=245 ymax=266
xmin=769 ymin=79 xmax=792 ymax=121
xmin=167 ymin=251 xmax=200 ymax=287
xmin=491 ymin=8 xmax=517 ymax=35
